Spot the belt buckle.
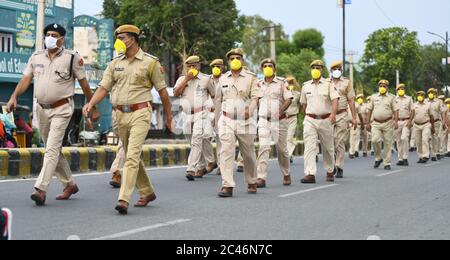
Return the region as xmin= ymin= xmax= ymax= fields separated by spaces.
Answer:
xmin=315 ymin=115 xmax=322 ymax=120
xmin=40 ymin=103 xmax=52 ymax=109
xmin=122 ymin=105 xmax=132 ymax=113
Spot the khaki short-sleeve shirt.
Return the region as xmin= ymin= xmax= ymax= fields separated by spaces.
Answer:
xmin=174 ymin=72 xmax=215 ymax=112
xmin=413 ymin=102 xmax=432 ymax=124
xmin=258 ymin=77 xmax=293 ymax=118
xmin=426 ymin=99 xmax=446 ymax=120
xmin=331 ymin=77 xmax=355 ymax=110
xmin=368 ymin=93 xmax=398 ymax=121
xmin=300 ymin=78 xmax=340 ymax=115
xmin=395 ymin=95 xmax=414 ymax=119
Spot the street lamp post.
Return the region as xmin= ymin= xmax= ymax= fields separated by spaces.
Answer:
xmin=428 ymin=31 xmax=449 ymax=96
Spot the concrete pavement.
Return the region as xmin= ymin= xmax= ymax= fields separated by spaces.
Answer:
xmin=1 ymin=152 xmax=450 ymax=240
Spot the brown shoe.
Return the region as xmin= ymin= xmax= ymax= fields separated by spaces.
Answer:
xmin=56 ymin=184 xmax=79 ymax=200
xmin=194 ymin=168 xmax=208 ymax=178
xmin=283 ymin=175 xmax=292 ymax=186
xmin=301 ymin=175 xmax=316 ymax=184
xmin=206 ymin=162 xmax=218 ymax=173
xmin=110 ymin=173 xmax=121 ymax=188
xmin=31 ymin=189 xmax=46 ymax=206
xmin=216 ymin=168 xmax=221 ymax=176
xmin=134 ymin=193 xmax=157 ymax=207
xmin=326 ymin=172 xmax=335 ymax=182
xmin=218 ymin=187 xmax=233 ymax=198
xmin=115 ymin=201 xmax=129 ymax=215
xmin=248 ymin=184 xmax=257 ymax=194
xmin=256 ymin=178 xmax=266 ymax=188
xmin=186 ymin=171 xmax=195 ymax=181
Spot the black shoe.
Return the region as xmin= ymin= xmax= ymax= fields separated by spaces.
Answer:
xmin=237 ymin=166 xmax=244 ymax=173
xmin=290 ymin=157 xmax=294 ymax=164
xmin=363 ymin=153 xmax=368 ymax=157
xmin=349 ymin=154 xmax=355 ymax=159
xmin=396 ymin=160 xmax=405 ymax=166
xmin=431 ymin=157 xmax=437 ymax=162
xmin=371 ymin=151 xmax=375 ymax=156
xmin=335 ymin=168 xmax=344 ymax=179
xmin=316 ymin=156 xmax=319 ymax=163
xmin=384 ymin=165 xmax=391 ymax=171
xmin=374 ymin=160 xmax=383 ymax=169
xmin=355 ymin=151 xmax=359 ymax=158
xmin=446 ymin=152 xmax=450 ymax=158
xmin=403 ymin=160 xmax=409 ymax=166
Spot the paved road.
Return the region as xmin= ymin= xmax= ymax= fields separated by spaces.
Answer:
xmin=1 ymin=153 xmax=450 ymax=240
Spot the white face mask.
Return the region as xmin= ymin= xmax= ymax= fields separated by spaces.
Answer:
xmin=332 ymin=70 xmax=342 ymax=79
xmin=45 ymin=36 xmax=59 ymax=50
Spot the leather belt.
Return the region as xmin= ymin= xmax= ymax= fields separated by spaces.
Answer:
xmin=288 ymin=114 xmax=297 ymax=119
xmin=261 ymin=114 xmax=288 ymax=122
xmin=373 ymin=117 xmax=393 ymax=124
xmin=337 ymin=109 xmax=347 ymax=115
xmin=39 ymin=98 xmax=70 ymax=109
xmin=434 ymin=119 xmax=441 ymax=123
xmin=189 ymin=106 xmax=205 ymax=114
xmin=223 ymin=112 xmax=238 ymax=120
xmin=414 ymin=121 xmax=430 ymax=126
xmin=399 ymin=118 xmax=410 ymax=121
xmin=306 ymin=113 xmax=331 ymax=120
xmin=115 ymin=102 xmax=151 ymax=113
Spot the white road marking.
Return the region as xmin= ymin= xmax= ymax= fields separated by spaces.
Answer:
xmin=367 ymin=235 xmax=381 ymax=240
xmin=91 ymin=219 xmax=192 ymax=240
xmin=376 ymin=170 xmax=405 ymax=177
xmin=67 ymin=235 xmax=81 ymax=240
xmin=423 ymin=162 xmax=440 ymax=167
xmin=279 ymin=184 xmax=339 ymax=198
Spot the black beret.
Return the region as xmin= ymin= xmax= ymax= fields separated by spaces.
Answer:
xmin=44 ymin=23 xmax=66 ymax=37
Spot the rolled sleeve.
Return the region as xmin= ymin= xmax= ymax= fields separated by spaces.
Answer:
xmin=23 ymin=56 xmax=34 ymax=77
xmin=99 ymin=62 xmax=115 ymax=92
xmin=329 ymin=85 xmax=340 ymax=101
xmin=283 ymin=82 xmax=294 ymax=100
xmin=250 ymin=76 xmax=261 ymax=99
xmin=72 ymin=53 xmax=86 ymax=80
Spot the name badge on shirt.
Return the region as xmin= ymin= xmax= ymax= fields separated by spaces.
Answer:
xmin=114 ymin=67 xmax=125 ymax=72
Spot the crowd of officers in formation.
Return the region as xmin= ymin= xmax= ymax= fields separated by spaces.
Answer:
xmin=7 ymin=23 xmax=450 ymax=215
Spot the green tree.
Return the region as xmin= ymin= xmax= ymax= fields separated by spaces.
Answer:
xmin=103 ymin=0 xmax=241 ymax=63
xmin=361 ymin=27 xmax=421 ymax=92
xmin=277 ymin=49 xmax=323 ymax=84
xmin=291 ymin=29 xmax=325 ymax=57
xmin=102 ymin=0 xmax=121 ymax=26
xmin=416 ymin=43 xmax=447 ymax=92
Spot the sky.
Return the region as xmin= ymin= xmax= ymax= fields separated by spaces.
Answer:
xmin=74 ymin=0 xmax=449 ymax=65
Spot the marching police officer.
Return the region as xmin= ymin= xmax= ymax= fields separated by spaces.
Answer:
xmin=366 ymin=80 xmax=399 ymax=170
xmin=445 ymin=98 xmax=450 ymax=157
xmin=211 ymin=59 xmax=225 ymax=175
xmin=350 ymin=94 xmax=369 ymax=158
xmin=285 ymin=76 xmax=302 ymax=163
xmin=174 ymin=55 xmax=216 ymax=180
xmin=215 ymin=48 xmax=260 ymax=197
xmin=412 ymin=91 xmax=435 ymax=163
xmin=300 ymin=60 xmax=339 ymax=184
xmin=426 ymin=88 xmax=446 ymax=161
xmin=7 ymin=23 xmax=96 ymax=206
xmin=255 ymin=58 xmax=293 ymax=188
xmin=329 ymin=61 xmax=357 ymax=178
xmin=395 ymin=84 xmax=414 ymax=166
xmin=84 ymin=25 xmax=173 ymax=215
xmin=109 ymin=111 xmax=125 ymax=188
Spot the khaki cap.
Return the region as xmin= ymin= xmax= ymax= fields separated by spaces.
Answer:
xmin=396 ymin=83 xmax=406 ymax=90
xmin=378 ymin=80 xmax=390 ymax=86
xmin=445 ymin=98 xmax=450 ymax=104
xmin=209 ymin=59 xmax=224 ymax=67
xmin=330 ymin=61 xmax=343 ymax=69
xmin=427 ymin=88 xmax=437 ymax=94
xmin=356 ymin=94 xmax=365 ymax=99
xmin=115 ymin=25 xmax=140 ymax=36
xmin=185 ymin=55 xmax=200 ymax=65
xmin=438 ymin=95 xmax=445 ymax=100
xmin=226 ymin=48 xmax=244 ymax=58
xmin=260 ymin=58 xmax=276 ymax=68
xmin=416 ymin=91 xmax=426 ymax=96
xmin=310 ymin=60 xmax=325 ymax=68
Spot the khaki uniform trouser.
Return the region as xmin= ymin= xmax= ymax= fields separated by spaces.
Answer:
xmin=372 ymin=120 xmax=394 ymax=166
xmin=35 ymin=101 xmax=74 ymax=192
xmin=334 ymin=112 xmax=349 ymax=169
xmin=218 ymin=116 xmax=257 ymax=188
xmin=395 ymin=121 xmax=411 ymax=160
xmin=236 ymin=152 xmax=244 ymax=167
xmin=116 ymin=107 xmax=154 ymax=203
xmin=439 ymin=125 xmax=448 ymax=154
xmin=257 ymin=118 xmax=290 ymax=180
xmin=430 ymin=121 xmax=442 ymax=157
xmin=303 ymin=117 xmax=335 ymax=176
xmin=349 ymin=125 xmax=368 ymax=155
xmin=287 ymin=116 xmax=298 ymax=158
xmin=183 ymin=111 xmax=214 ymax=172
xmin=447 ymin=133 xmax=450 ymax=152
xmin=414 ymin=123 xmax=432 ymax=159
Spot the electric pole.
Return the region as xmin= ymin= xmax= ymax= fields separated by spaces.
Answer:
xmin=270 ymin=24 xmax=276 ymax=61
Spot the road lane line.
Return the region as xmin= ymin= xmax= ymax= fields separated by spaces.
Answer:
xmin=376 ymin=169 xmax=405 ymax=177
xmin=91 ymin=219 xmax=192 ymax=240
xmin=423 ymin=162 xmax=440 ymax=167
xmin=279 ymin=184 xmax=339 ymax=198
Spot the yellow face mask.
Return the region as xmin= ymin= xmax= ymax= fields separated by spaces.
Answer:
xmin=212 ymin=67 xmax=221 ymax=77
xmin=311 ymin=69 xmax=322 ymax=80
xmin=188 ymin=69 xmax=199 ymax=77
xmin=428 ymin=93 xmax=435 ymax=100
xmin=230 ymin=59 xmax=242 ymax=71
xmin=398 ymin=90 xmax=405 ymax=97
xmin=114 ymin=39 xmax=127 ymax=55
xmin=447 ymin=104 xmax=450 ymax=110
xmin=379 ymin=87 xmax=387 ymax=95
xmin=263 ymin=67 xmax=274 ymax=78
xmin=418 ymin=96 xmax=425 ymax=102
xmin=357 ymin=98 xmax=364 ymax=105
xmin=289 ymin=85 xmax=295 ymax=91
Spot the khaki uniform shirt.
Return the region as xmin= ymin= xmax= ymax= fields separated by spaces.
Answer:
xmin=99 ymin=49 xmax=166 ymax=106
xmin=23 ymin=48 xmax=85 ymax=105
xmin=427 ymin=99 xmax=446 ymax=121
xmin=286 ymin=90 xmax=302 ymax=116
xmin=258 ymin=77 xmax=293 ymax=118
xmin=368 ymin=93 xmax=399 ymax=121
xmin=174 ymin=72 xmax=215 ymax=113
xmin=300 ymin=78 xmax=340 ymax=115
xmin=331 ymin=77 xmax=354 ymax=111
xmin=356 ymin=103 xmax=368 ymax=124
xmin=395 ymin=95 xmax=414 ymax=119
xmin=216 ymin=70 xmax=260 ymax=115
xmin=413 ymin=102 xmax=432 ymax=124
